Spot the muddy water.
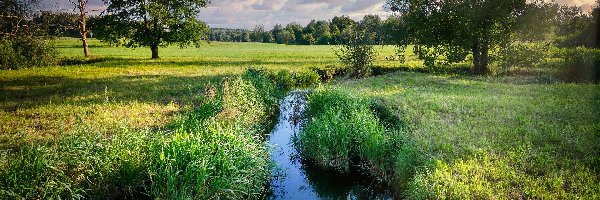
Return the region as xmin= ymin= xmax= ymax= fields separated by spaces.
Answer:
xmin=268 ymin=91 xmax=393 ymax=200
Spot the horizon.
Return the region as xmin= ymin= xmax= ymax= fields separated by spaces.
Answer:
xmin=40 ymin=0 xmax=598 ymax=30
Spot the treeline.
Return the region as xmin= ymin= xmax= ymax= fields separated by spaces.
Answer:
xmin=209 ymin=15 xmax=393 ymax=45
xmin=209 ymin=5 xmax=598 ymax=49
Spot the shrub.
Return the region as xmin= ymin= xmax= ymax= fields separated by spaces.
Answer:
xmin=0 ymin=36 xmax=58 ymax=70
xmin=335 ymin=30 xmax=377 ymax=78
xmin=293 ymin=70 xmax=321 ymax=88
xmin=273 ymin=70 xmax=296 ymax=90
xmin=495 ymin=43 xmax=550 ymax=72
xmin=310 ymin=66 xmax=344 ymax=82
xmin=556 ymin=47 xmax=600 ymax=83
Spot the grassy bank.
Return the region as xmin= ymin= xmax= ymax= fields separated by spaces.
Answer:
xmin=0 ymin=68 xmax=319 ymax=199
xmin=298 ymin=72 xmax=599 ymax=198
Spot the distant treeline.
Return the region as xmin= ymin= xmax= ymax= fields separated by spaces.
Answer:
xmin=21 ymin=7 xmax=599 ymax=48
xmin=209 ymin=15 xmax=393 ymax=45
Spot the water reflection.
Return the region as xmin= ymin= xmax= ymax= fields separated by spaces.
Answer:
xmin=268 ymin=91 xmax=393 ymax=200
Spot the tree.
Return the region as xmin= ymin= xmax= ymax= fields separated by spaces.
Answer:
xmin=513 ymin=2 xmax=560 ymax=42
xmin=272 ymin=24 xmax=283 ymax=44
xmin=69 ymin=0 xmax=90 ymax=57
xmin=335 ymin=28 xmax=376 ymax=78
xmin=386 ymin=0 xmax=528 ymax=74
xmin=285 ymin=22 xmax=303 ymax=44
xmin=331 ymin=16 xmax=356 ymax=44
xmin=315 ymin=20 xmax=332 ymax=45
xmin=251 ymin=25 xmax=265 ymax=42
xmin=262 ymin=31 xmax=273 ymax=43
xmin=1 ymin=0 xmax=58 ymax=69
xmin=1 ymin=0 xmax=43 ymax=37
xmin=280 ymin=29 xmax=295 ymax=44
xmin=93 ymin=0 xmax=209 ymax=59
xmin=382 ymin=15 xmax=405 ymax=45
xmin=359 ymin=15 xmax=383 ymax=45
xmin=553 ymin=3 xmax=598 ymax=47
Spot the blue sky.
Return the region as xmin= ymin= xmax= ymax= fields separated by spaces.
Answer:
xmin=41 ymin=0 xmax=597 ymax=29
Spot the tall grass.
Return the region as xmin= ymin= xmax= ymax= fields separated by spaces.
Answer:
xmin=296 ymin=89 xmax=403 ymax=182
xmin=0 ymin=68 xmax=312 ymax=199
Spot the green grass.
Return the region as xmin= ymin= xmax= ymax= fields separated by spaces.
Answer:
xmin=2 ymin=38 xmax=598 ymax=199
xmin=0 ymin=68 xmax=307 ymax=199
xmin=0 ymin=38 xmax=401 ymax=149
xmin=322 ymin=72 xmax=600 ymax=198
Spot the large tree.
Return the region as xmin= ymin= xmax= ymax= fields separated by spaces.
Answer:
xmin=93 ymin=0 xmax=209 ymax=59
xmin=386 ymin=0 xmax=528 ymax=74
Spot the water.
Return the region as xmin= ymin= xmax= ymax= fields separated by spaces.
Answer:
xmin=268 ymin=91 xmax=394 ymax=200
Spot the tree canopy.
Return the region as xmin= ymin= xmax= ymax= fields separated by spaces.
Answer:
xmin=92 ymin=0 xmax=210 ymax=58
xmin=386 ymin=0 xmax=528 ymax=74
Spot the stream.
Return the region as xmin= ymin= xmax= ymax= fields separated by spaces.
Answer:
xmin=268 ymin=91 xmax=393 ymax=200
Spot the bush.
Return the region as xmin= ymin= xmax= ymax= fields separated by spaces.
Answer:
xmin=556 ymin=47 xmax=600 ymax=83
xmin=293 ymin=70 xmax=321 ymax=88
xmin=0 ymin=36 xmax=57 ymax=70
xmin=310 ymin=66 xmax=344 ymax=82
xmin=335 ymin=30 xmax=377 ymax=78
xmin=496 ymin=43 xmax=550 ymax=72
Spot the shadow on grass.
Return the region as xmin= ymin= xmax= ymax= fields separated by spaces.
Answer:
xmin=0 ymin=73 xmax=233 ymax=111
xmin=59 ymin=57 xmax=331 ymax=68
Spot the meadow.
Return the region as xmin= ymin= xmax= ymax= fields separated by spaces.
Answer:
xmin=1 ymin=38 xmax=599 ymax=199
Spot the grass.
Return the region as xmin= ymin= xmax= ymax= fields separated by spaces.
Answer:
xmin=0 ymin=38 xmax=401 ymax=149
xmin=0 ymin=68 xmax=315 ymax=199
xmin=1 ymin=37 xmax=598 ymax=199
xmin=316 ymin=71 xmax=600 ymax=198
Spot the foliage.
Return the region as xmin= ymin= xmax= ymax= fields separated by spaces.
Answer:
xmin=0 ymin=0 xmax=58 ymax=69
xmin=556 ymin=47 xmax=600 ymax=83
xmin=310 ymin=65 xmax=344 ymax=82
xmin=335 ymin=28 xmax=377 ymax=78
xmin=91 ymin=0 xmax=210 ymax=58
xmin=0 ymin=0 xmax=46 ymax=37
xmin=0 ymin=36 xmax=57 ymax=70
xmin=496 ymin=42 xmax=550 ymax=72
xmin=554 ymin=3 xmax=599 ymax=48
xmin=386 ymin=0 xmax=529 ymax=74
xmin=207 ymin=15 xmax=386 ymax=45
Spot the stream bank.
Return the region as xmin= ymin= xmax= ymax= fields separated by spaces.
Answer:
xmin=268 ymin=91 xmax=393 ymax=200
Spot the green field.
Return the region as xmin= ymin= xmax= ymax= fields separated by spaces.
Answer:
xmin=1 ymin=38 xmax=598 ymax=199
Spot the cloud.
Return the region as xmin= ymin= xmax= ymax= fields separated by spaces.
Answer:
xmin=554 ymin=0 xmax=597 ymax=12
xmin=41 ymin=0 xmax=598 ymax=29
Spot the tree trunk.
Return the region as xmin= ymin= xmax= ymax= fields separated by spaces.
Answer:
xmin=81 ymin=13 xmax=89 ymax=57
xmin=471 ymin=42 xmax=489 ymax=75
xmin=472 ymin=44 xmax=481 ymax=74
xmin=73 ymin=0 xmax=90 ymax=57
xmin=480 ymin=42 xmax=490 ymax=75
xmin=151 ymin=44 xmax=159 ymax=59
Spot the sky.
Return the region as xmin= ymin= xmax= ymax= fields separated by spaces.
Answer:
xmin=41 ymin=0 xmax=598 ymax=29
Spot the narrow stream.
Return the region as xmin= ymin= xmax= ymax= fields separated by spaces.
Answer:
xmin=268 ymin=91 xmax=393 ymax=200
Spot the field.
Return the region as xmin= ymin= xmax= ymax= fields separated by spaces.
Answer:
xmin=1 ymin=38 xmax=599 ymax=199
xmin=0 ymin=38 xmax=398 ymax=149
